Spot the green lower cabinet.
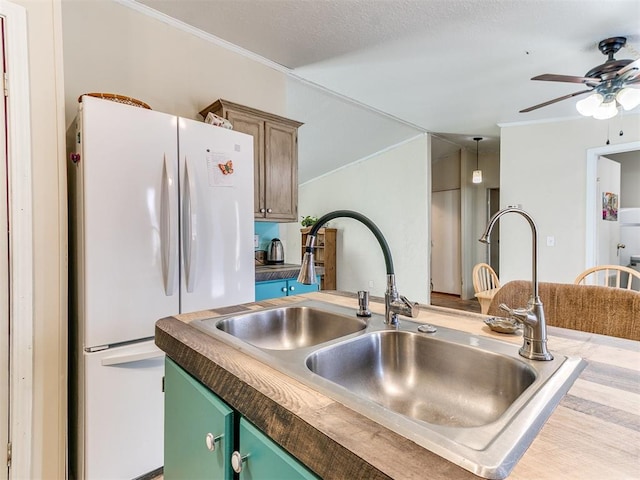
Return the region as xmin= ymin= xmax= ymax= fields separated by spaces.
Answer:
xmin=164 ymin=358 xmax=234 ymax=480
xmin=164 ymin=359 xmax=319 ymax=480
xmin=234 ymin=418 xmax=318 ymax=480
xmin=255 ymin=277 xmax=320 ymax=301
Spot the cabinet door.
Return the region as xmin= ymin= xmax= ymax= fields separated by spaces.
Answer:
xmin=164 ymin=358 xmax=234 ymax=480
xmin=238 ymin=418 xmax=318 ymax=479
xmin=286 ymin=279 xmax=319 ymax=296
xmin=255 ymin=279 xmax=288 ymax=300
xmin=264 ymin=122 xmax=298 ymax=222
xmin=226 ymin=110 xmax=265 ymax=218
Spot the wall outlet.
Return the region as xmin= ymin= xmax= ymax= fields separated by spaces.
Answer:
xmin=254 ymin=235 xmax=259 ymax=249
xmin=546 ymin=236 xmax=555 ymax=247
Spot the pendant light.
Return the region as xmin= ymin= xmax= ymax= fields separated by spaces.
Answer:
xmin=472 ymin=137 xmax=483 ymax=184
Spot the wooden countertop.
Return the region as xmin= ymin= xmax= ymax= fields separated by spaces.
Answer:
xmin=155 ymin=291 xmax=640 ymax=479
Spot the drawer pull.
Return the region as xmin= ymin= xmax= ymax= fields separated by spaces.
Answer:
xmin=231 ymin=450 xmax=248 ymax=473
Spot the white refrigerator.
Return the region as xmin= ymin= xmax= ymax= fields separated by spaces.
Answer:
xmin=68 ymin=96 xmax=255 ymax=479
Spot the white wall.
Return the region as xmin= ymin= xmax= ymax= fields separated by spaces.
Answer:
xmin=283 ymin=135 xmax=430 ymax=303
xmin=500 ymin=114 xmax=640 ymax=284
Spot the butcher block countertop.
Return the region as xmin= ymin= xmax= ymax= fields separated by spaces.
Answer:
xmin=155 ymin=291 xmax=639 ymax=479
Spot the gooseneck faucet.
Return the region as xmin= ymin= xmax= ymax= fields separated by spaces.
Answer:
xmin=480 ymin=207 xmax=553 ymax=361
xmin=297 ymin=210 xmax=418 ymax=326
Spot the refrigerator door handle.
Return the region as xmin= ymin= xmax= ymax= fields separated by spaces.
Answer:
xmin=100 ymin=349 xmax=164 ymax=367
xmin=161 ymin=155 xmax=178 ymax=296
xmin=183 ymin=156 xmax=198 ymax=293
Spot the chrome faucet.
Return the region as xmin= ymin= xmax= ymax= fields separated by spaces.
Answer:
xmin=297 ymin=210 xmax=418 ymax=326
xmin=480 ymin=207 xmax=553 ymax=361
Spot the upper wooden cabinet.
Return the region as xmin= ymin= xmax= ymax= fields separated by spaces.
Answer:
xmin=200 ymin=99 xmax=303 ymax=222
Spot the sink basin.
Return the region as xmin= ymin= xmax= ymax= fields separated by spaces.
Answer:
xmin=214 ymin=306 xmax=366 ymax=350
xmin=191 ymin=299 xmax=586 ymax=479
xmin=306 ymin=330 xmax=536 ymax=427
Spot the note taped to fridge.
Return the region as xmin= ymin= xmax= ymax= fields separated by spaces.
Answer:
xmin=207 ymin=152 xmax=234 ymax=187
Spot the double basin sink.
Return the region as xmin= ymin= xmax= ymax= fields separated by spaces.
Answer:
xmin=192 ymin=300 xmax=586 ymax=479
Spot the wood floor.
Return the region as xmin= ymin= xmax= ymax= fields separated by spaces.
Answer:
xmin=430 ymin=291 xmax=481 ymax=313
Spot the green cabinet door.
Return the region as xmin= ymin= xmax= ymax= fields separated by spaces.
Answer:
xmin=164 ymin=358 xmax=234 ymax=480
xmin=236 ymin=418 xmax=319 ymax=480
xmin=255 ymin=279 xmax=288 ymax=300
xmin=255 ymin=278 xmax=320 ymax=301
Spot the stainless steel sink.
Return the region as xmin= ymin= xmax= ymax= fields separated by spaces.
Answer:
xmin=213 ymin=305 xmax=366 ymax=350
xmin=191 ymin=299 xmax=586 ymax=479
xmin=306 ymin=330 xmax=536 ymax=428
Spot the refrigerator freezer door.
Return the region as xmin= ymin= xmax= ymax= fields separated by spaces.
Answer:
xmin=77 ymin=96 xmax=180 ymax=347
xmin=178 ymin=118 xmax=256 ymax=312
xmin=82 ymin=341 xmax=164 ymax=479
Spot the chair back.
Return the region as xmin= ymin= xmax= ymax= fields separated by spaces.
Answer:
xmin=472 ymin=263 xmax=500 ymax=293
xmin=574 ymin=265 xmax=640 ymax=290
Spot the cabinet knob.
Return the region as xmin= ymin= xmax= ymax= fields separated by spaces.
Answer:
xmin=266 ymin=208 xmax=273 ymax=213
xmin=260 ymin=208 xmax=266 ymax=213
xmin=205 ymin=432 xmax=223 ymax=452
xmin=231 ymin=451 xmax=248 ymax=473
xmin=281 ymin=287 xmax=287 ymax=293
xmin=289 ymin=286 xmax=295 ymax=291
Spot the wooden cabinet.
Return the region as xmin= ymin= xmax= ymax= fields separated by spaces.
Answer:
xmin=200 ymin=99 xmax=303 ymax=222
xmin=164 ymin=358 xmax=318 ymax=479
xmin=255 ymin=277 xmax=319 ymax=301
xmin=301 ymin=228 xmax=337 ymax=290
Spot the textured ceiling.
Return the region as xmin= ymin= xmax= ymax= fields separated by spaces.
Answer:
xmin=136 ymin=0 xmax=640 ymax=179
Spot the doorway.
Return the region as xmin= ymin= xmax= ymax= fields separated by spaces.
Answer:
xmin=486 ymin=188 xmax=500 ymax=275
xmin=585 ymin=141 xmax=640 ymax=268
xmin=0 ymin=15 xmax=8 ymax=480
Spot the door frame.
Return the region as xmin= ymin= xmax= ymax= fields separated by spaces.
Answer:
xmin=585 ymin=140 xmax=640 ymax=269
xmin=0 ymin=2 xmax=33 ymax=479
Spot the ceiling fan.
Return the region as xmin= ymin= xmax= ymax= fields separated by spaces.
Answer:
xmin=520 ymin=36 xmax=640 ymax=119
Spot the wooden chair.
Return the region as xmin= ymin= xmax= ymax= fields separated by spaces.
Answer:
xmin=472 ymin=263 xmax=501 ymax=314
xmin=574 ymin=265 xmax=640 ymax=291
xmin=473 ymin=263 xmax=500 ymax=293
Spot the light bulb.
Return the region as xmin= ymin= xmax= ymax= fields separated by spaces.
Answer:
xmin=576 ymin=93 xmax=603 ymax=116
xmin=592 ymin=100 xmax=618 ymax=120
xmin=616 ymin=88 xmax=640 ymax=111
xmin=472 ymin=170 xmax=483 ymax=184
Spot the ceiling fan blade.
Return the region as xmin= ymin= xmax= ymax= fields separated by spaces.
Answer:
xmin=616 ymin=58 xmax=640 ymax=77
xmin=519 ymin=89 xmax=593 ymax=113
xmin=532 ymin=74 xmax=600 ymax=86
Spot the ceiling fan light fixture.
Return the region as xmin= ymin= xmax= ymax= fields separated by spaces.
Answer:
xmin=592 ymin=100 xmax=619 ymax=120
xmin=616 ymin=87 xmax=640 ymax=111
xmin=576 ymin=93 xmax=604 ymax=116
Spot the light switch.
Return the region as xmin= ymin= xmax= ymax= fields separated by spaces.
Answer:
xmin=254 ymin=235 xmax=259 ymax=249
xmin=546 ymin=236 xmax=555 ymax=247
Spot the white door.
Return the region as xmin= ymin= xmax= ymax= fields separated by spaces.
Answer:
xmin=0 ymin=15 xmax=8 ymax=480
xmin=178 ymin=118 xmax=255 ymax=313
xmin=75 ymin=96 xmax=180 ymax=347
xmin=596 ymin=156 xmax=621 ymax=265
xmin=83 ymin=341 xmax=164 ymax=479
xmin=431 ymin=189 xmax=461 ymax=294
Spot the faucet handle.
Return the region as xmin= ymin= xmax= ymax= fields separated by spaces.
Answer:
xmin=399 ymin=295 xmax=419 ymax=318
xmin=499 ymin=303 xmax=532 ymax=324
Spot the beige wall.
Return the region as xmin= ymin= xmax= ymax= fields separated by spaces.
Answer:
xmin=13 ymin=0 xmax=67 ymax=478
xmin=500 ymin=114 xmax=640 ymax=284
xmin=283 ymin=135 xmax=430 ymax=304
xmin=62 ymin=0 xmax=289 ymax=128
